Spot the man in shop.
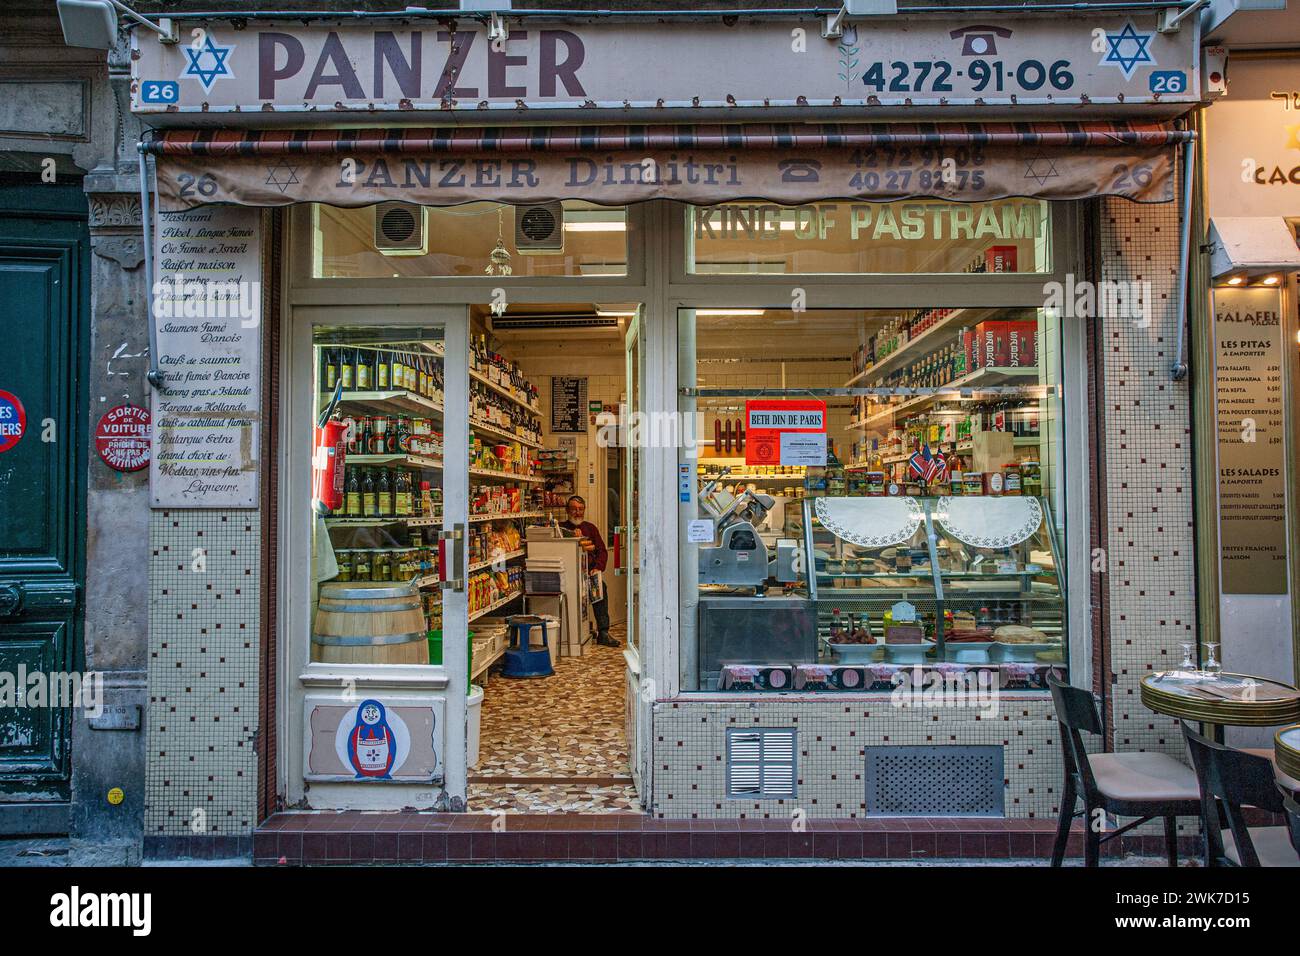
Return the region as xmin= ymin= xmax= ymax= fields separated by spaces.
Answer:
xmin=561 ymin=494 xmax=619 ymax=647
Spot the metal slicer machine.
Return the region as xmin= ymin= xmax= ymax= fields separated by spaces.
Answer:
xmin=697 ymin=466 xmax=800 ymax=592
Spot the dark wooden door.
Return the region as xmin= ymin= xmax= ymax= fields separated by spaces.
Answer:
xmin=0 ymin=182 xmax=89 ymax=809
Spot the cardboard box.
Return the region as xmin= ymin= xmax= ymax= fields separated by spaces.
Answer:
xmin=985 ymin=245 xmax=1019 ymax=273
xmin=970 ymin=320 xmax=1038 ymax=369
xmin=969 ymin=429 xmax=1015 ymax=475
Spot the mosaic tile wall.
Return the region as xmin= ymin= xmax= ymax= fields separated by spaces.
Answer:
xmin=1097 ymin=195 xmax=1197 ymax=759
xmin=145 ymin=510 xmax=261 ymax=837
xmin=650 ymin=698 xmax=1061 ymax=819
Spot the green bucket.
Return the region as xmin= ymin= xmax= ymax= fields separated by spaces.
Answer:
xmin=428 ymin=629 xmax=474 ymax=686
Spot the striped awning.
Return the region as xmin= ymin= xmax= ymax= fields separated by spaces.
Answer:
xmin=146 ymin=121 xmax=1189 ymax=210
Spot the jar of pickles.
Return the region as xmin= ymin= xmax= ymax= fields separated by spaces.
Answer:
xmin=963 ymin=471 xmax=985 ymax=496
xmin=1019 ymin=460 xmax=1042 ymax=497
xmin=352 ymin=550 xmax=372 ymax=581
xmin=335 ymin=550 xmax=353 ymax=582
xmin=372 ymin=550 xmax=393 ymax=582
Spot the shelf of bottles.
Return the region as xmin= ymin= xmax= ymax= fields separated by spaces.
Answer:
xmin=836 ymin=259 xmax=1048 ymax=487
xmin=469 ymin=332 xmax=543 ymax=450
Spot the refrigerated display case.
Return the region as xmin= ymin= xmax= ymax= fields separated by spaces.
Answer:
xmin=702 ymin=493 xmax=1066 ymax=691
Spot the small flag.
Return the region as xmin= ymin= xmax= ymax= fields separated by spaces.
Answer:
xmin=908 ymin=445 xmax=928 ymax=480
xmin=929 ymin=450 xmax=949 ymax=485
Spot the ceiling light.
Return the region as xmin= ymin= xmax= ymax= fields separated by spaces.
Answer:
xmin=1263 ymin=275 xmax=1281 ymax=285
xmin=1225 ymin=275 xmax=1244 ymax=286
xmin=697 ymin=309 xmax=766 ymax=316
xmin=563 ymin=222 xmax=626 ymax=233
xmin=596 ymin=310 xmax=637 ymax=318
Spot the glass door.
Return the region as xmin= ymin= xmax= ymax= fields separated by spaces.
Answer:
xmin=296 ymin=305 xmax=470 ymax=809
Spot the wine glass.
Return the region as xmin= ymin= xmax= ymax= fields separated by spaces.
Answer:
xmin=1202 ymin=642 xmax=1222 ymax=678
xmin=1167 ymin=641 xmax=1197 ymax=681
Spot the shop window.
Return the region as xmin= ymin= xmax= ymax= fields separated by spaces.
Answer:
xmin=678 ymin=307 xmax=1067 ymax=694
xmin=726 ymin=729 xmax=797 ymax=797
xmin=311 ymin=200 xmax=628 ymax=278
xmin=686 ymin=199 xmax=1051 ymax=275
xmin=309 ymin=326 xmax=451 ymax=668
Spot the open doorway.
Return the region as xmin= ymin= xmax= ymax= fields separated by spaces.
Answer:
xmin=466 ymin=302 xmax=641 ymax=814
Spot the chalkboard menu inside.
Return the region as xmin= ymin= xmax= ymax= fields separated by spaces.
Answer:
xmin=1213 ymin=287 xmax=1288 ymax=595
xmin=551 ymin=376 xmax=589 ymax=433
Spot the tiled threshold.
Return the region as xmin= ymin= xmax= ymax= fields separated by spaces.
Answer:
xmin=254 ymin=812 xmax=1201 ymax=865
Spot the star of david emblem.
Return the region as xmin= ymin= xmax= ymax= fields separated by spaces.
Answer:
xmin=1024 ymin=154 xmax=1060 ymax=186
xmin=265 ymin=160 xmax=301 ymax=194
xmin=182 ymin=36 xmax=234 ymax=92
xmin=1099 ymin=22 xmax=1155 ymax=80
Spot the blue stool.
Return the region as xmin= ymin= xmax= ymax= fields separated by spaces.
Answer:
xmin=501 ymin=614 xmax=554 ymax=678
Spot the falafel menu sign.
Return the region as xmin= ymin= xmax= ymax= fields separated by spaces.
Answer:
xmin=131 ymin=16 xmax=1196 ymax=116
xmin=1213 ymin=287 xmax=1288 ymax=595
xmin=149 ymin=205 xmax=262 ymax=508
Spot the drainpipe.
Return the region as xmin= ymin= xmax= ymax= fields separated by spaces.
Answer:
xmin=1171 ymin=133 xmax=1197 ymax=382
xmin=138 ymin=142 xmax=165 ymax=391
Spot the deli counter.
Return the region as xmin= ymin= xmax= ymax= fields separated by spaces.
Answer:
xmin=692 ymin=491 xmax=1066 ymax=692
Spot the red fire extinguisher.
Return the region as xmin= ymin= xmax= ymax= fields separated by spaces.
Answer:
xmin=312 ymin=380 xmax=348 ymax=515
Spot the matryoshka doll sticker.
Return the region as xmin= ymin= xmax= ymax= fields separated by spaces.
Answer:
xmin=348 ymin=700 xmax=397 ymax=779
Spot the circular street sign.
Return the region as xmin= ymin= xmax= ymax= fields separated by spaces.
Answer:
xmin=95 ymin=404 xmax=151 ymax=472
xmin=0 ymin=390 xmax=26 ymax=454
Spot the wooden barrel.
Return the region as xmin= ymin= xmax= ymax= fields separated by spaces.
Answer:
xmin=312 ymin=582 xmax=430 ymax=665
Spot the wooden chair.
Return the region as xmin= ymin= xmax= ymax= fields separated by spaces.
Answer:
xmin=1283 ymin=792 xmax=1300 ymax=859
xmin=1182 ymin=723 xmax=1300 ymax=867
xmin=1047 ymin=674 xmax=1201 ymax=866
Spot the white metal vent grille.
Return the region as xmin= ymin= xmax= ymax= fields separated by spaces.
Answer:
xmin=727 ymin=729 xmax=796 ymax=798
xmin=864 ymin=745 xmax=1004 ymax=816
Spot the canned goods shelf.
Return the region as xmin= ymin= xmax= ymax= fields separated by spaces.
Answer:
xmin=469 ymin=467 xmax=544 ymax=483
xmin=469 ymin=510 xmax=546 ymax=524
xmin=469 ymin=588 xmax=524 ymax=623
xmin=469 ymin=549 xmax=526 ymax=573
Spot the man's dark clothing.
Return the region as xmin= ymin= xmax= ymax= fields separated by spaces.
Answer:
xmin=559 ymin=519 xmax=607 ymax=572
xmin=560 ymin=519 xmax=611 ymax=641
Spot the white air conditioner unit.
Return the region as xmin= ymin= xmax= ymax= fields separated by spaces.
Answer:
xmin=374 ymin=202 xmax=428 ymax=256
xmin=515 ymin=201 xmax=565 ymax=255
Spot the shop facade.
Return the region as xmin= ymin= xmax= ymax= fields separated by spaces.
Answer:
xmin=119 ymin=5 xmax=1215 ymax=857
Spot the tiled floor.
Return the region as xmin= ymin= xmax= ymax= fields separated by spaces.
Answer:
xmin=468 ymin=624 xmax=639 ymax=813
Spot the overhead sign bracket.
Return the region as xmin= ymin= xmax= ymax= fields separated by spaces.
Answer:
xmin=1158 ymin=0 xmax=1210 ymax=34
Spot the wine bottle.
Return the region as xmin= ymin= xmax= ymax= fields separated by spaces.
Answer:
xmin=377 ymin=469 xmax=393 ymax=517
xmin=356 ymin=347 xmax=371 ymax=390
xmin=339 ymin=347 xmax=354 ymax=390
xmin=361 ymin=469 xmax=377 ymax=517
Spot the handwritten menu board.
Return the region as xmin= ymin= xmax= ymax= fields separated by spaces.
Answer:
xmin=1213 ymin=287 xmax=1288 ymax=594
xmin=550 ymin=376 xmax=588 ymax=433
xmin=150 ymin=206 xmax=263 ymax=508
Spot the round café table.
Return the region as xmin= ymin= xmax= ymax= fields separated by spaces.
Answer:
xmin=1142 ymin=673 xmax=1300 ymax=866
xmin=1140 ymin=672 xmax=1300 ymax=744
xmin=1275 ymin=724 xmax=1300 ymax=786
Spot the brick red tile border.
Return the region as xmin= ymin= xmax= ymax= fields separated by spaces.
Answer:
xmin=253 ymin=812 xmax=1202 ymax=865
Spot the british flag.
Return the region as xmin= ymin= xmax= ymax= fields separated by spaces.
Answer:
xmin=910 ymin=444 xmax=948 ymax=485
xmin=929 ymin=450 xmax=949 ymax=485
